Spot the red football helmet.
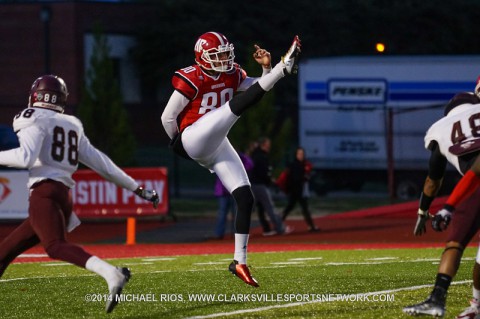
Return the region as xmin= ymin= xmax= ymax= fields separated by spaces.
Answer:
xmin=194 ymin=32 xmax=235 ymax=72
xmin=28 ymin=75 xmax=68 ymax=112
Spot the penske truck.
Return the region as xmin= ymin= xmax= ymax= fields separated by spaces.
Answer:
xmin=298 ymin=56 xmax=480 ymax=198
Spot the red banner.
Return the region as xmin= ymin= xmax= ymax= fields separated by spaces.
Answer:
xmin=72 ymin=167 xmax=168 ymax=218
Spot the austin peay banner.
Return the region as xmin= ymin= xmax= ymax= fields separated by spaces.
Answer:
xmin=72 ymin=167 xmax=168 ymax=217
xmin=0 ymin=168 xmax=168 ymax=220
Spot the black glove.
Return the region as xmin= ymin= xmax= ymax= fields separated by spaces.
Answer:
xmin=431 ymin=208 xmax=452 ymax=232
xmin=134 ymin=187 xmax=159 ymax=209
xmin=413 ymin=208 xmax=431 ymax=236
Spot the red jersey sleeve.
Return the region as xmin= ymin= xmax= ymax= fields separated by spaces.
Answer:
xmin=172 ymin=65 xmax=202 ymax=100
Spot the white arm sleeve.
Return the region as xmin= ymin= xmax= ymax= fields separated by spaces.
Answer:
xmin=78 ymin=136 xmax=138 ymax=191
xmin=0 ymin=125 xmax=45 ymax=168
xmin=161 ymin=91 xmax=189 ymax=139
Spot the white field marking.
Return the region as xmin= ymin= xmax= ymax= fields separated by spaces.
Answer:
xmin=325 ymin=262 xmax=384 ymax=266
xmin=270 ymin=262 xmax=304 ymax=265
xmin=184 ymin=280 xmax=472 ymax=319
xmin=289 ymin=257 xmax=323 ymax=261
xmin=193 ymin=262 xmax=226 ymax=265
xmin=0 ymin=277 xmax=30 ymax=282
xmin=41 ymin=263 xmax=71 ymax=267
xmin=254 ymin=265 xmax=288 ymax=269
xmin=0 ymin=273 xmax=96 ymax=282
xmin=187 ymin=269 xmax=225 ymax=272
xmin=410 ymin=258 xmax=440 ymax=262
xmin=142 ymin=257 xmax=177 ymax=261
xmin=151 ymin=270 xmax=173 ymax=273
xmin=18 ymin=254 xmax=49 ymax=258
xmin=366 ymin=257 xmax=398 ymax=261
xmin=324 ymin=258 xmax=461 ymax=266
xmin=124 ymin=262 xmax=153 ymax=265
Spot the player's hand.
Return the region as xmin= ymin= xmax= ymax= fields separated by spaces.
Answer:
xmin=431 ymin=208 xmax=452 ymax=232
xmin=134 ymin=187 xmax=159 ymax=209
xmin=253 ymin=44 xmax=271 ymax=68
xmin=413 ymin=208 xmax=431 ymax=236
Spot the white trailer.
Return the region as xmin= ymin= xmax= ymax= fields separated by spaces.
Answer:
xmin=299 ymin=56 xmax=480 ymax=198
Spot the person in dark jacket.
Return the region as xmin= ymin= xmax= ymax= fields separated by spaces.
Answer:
xmin=281 ymin=147 xmax=319 ymax=232
xmin=249 ymin=137 xmax=291 ymax=235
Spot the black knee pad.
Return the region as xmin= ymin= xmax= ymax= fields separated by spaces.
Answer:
xmin=231 ymin=185 xmax=254 ymax=234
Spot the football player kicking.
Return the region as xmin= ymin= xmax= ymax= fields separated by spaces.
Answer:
xmin=403 ymin=80 xmax=480 ymax=318
xmin=161 ymin=32 xmax=301 ymax=287
xmin=0 ymin=75 xmax=159 ymax=313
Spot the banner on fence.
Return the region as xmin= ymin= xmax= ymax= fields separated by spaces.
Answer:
xmin=72 ymin=167 xmax=169 ymax=217
xmin=0 ymin=167 xmax=168 ymax=220
xmin=0 ymin=171 xmax=29 ymax=219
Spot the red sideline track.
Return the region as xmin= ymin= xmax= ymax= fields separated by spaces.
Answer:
xmin=9 ymin=196 xmax=466 ymax=263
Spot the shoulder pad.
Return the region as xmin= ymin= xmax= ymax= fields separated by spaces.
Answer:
xmin=444 ymin=92 xmax=480 ymax=115
xmin=172 ymin=65 xmax=201 ymax=100
xmin=12 ymin=108 xmax=39 ymax=132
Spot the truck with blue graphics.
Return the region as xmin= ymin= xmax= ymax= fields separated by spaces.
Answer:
xmin=299 ymin=56 xmax=480 ymax=198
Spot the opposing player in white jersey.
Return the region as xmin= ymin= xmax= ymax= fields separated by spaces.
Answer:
xmin=403 ymin=82 xmax=480 ymax=317
xmin=161 ymin=32 xmax=301 ymax=287
xmin=0 ymin=75 xmax=159 ymax=313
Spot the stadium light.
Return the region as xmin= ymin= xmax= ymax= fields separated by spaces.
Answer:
xmin=375 ymin=42 xmax=385 ymax=53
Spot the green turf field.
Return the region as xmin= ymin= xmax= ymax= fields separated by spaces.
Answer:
xmin=0 ymin=247 xmax=475 ymax=318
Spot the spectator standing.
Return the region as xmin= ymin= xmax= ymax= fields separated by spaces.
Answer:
xmin=281 ymin=147 xmax=319 ymax=232
xmin=249 ymin=137 xmax=292 ymax=235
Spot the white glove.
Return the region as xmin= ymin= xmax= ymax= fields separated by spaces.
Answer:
xmin=413 ymin=208 xmax=431 ymax=236
xmin=134 ymin=187 xmax=159 ymax=209
xmin=431 ymin=208 xmax=452 ymax=232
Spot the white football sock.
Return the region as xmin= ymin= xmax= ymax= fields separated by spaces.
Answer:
xmin=233 ymin=233 xmax=249 ymax=264
xmin=85 ymin=256 xmax=122 ymax=291
xmin=257 ymin=62 xmax=285 ymax=91
xmin=473 ymin=287 xmax=480 ymax=303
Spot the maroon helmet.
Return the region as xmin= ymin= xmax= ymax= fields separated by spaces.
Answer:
xmin=28 ymin=75 xmax=68 ymax=112
xmin=194 ymin=32 xmax=235 ymax=72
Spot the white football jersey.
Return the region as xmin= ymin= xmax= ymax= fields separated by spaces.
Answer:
xmin=0 ymin=107 xmax=138 ymax=190
xmin=425 ymin=102 xmax=480 ymax=175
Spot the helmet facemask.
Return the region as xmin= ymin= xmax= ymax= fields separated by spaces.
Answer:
xmin=201 ymin=43 xmax=235 ymax=72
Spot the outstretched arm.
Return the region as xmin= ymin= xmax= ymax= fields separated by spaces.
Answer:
xmin=0 ymin=125 xmax=44 ymax=169
xmin=78 ymin=136 xmax=159 ymax=208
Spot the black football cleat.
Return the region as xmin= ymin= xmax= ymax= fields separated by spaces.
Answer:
xmin=229 ymin=260 xmax=259 ymax=287
xmin=403 ymin=293 xmax=446 ymax=317
xmin=106 ymin=267 xmax=131 ymax=313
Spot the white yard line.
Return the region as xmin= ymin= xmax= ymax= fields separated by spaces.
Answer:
xmin=17 ymin=254 xmax=49 ymax=258
xmin=289 ymin=257 xmax=323 ymax=261
xmin=184 ymin=280 xmax=472 ymax=319
xmin=142 ymin=257 xmax=178 ymax=261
